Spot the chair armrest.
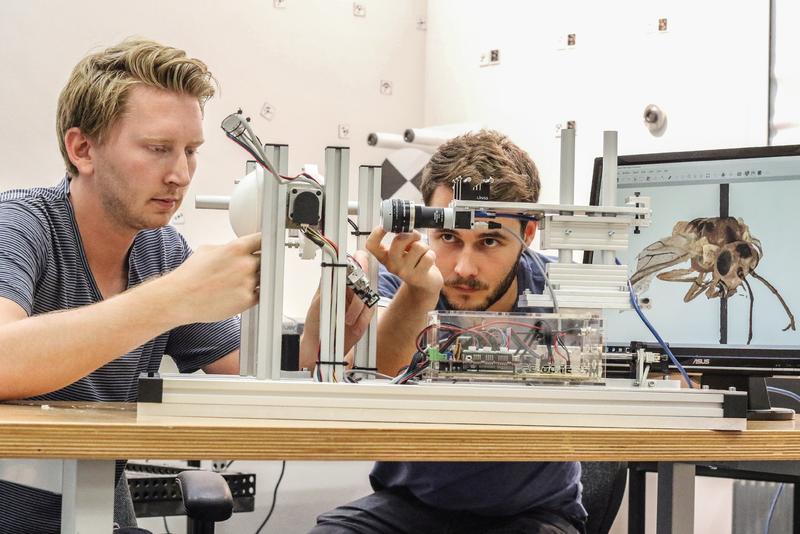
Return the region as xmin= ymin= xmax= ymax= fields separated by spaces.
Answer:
xmin=175 ymin=470 xmax=234 ymax=522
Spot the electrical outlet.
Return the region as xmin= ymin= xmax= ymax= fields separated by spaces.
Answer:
xmin=380 ymin=80 xmax=393 ymax=95
xmin=416 ymin=17 xmax=427 ymax=31
xmin=171 ymin=211 xmax=185 ymax=225
xmin=338 ymin=124 xmax=350 ymax=139
xmin=353 ymin=2 xmax=366 ymax=17
xmin=260 ymin=102 xmax=275 ymax=121
xmin=273 ymin=0 xmax=286 ymax=7
xmin=555 ymin=32 xmax=577 ymax=51
xmin=480 ymin=49 xmax=501 ymax=67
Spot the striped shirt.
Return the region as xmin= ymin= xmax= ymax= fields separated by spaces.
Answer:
xmin=0 ymin=177 xmax=240 ymax=532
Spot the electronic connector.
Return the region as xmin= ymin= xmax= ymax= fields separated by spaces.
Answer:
xmin=346 ymin=256 xmax=380 ymax=307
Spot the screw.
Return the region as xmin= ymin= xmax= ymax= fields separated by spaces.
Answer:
xmin=608 ymin=230 xmax=615 ymax=237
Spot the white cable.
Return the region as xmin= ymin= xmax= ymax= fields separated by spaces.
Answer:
xmin=345 ymin=369 xmax=394 ymax=381
xmin=303 ymin=226 xmax=339 ymax=382
xmin=500 ymin=226 xmax=559 ymax=312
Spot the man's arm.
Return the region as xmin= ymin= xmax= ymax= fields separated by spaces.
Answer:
xmin=202 ymin=350 xmax=240 ymax=375
xmin=0 ymin=233 xmax=261 ymax=400
xmin=365 ymin=228 xmax=442 ymax=376
xmin=299 ymin=251 xmax=374 ymax=372
xmin=374 ymin=285 xmax=438 ymax=376
xmin=299 ymin=228 xmax=442 ymax=377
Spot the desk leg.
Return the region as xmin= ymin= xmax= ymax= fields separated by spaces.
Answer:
xmin=628 ymin=464 xmax=646 ymax=534
xmin=794 ymin=478 xmax=800 ymax=534
xmin=656 ymin=463 xmax=695 ymax=534
xmin=60 ymin=460 xmax=115 ymax=534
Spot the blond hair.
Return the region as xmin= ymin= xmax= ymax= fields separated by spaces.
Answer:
xmin=57 ymin=38 xmax=217 ymax=177
xmin=420 ymin=129 xmax=540 ymax=205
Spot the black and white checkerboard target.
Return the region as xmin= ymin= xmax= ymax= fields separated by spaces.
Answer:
xmin=380 ymin=147 xmax=430 ymax=202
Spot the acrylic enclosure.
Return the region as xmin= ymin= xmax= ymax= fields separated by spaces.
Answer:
xmin=423 ymin=311 xmax=604 ymax=385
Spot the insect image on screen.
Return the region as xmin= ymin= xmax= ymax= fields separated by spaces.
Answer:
xmin=630 ymin=216 xmax=796 ymax=344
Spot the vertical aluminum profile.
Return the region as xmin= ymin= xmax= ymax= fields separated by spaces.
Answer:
xmin=558 ymin=128 xmax=576 ymax=264
xmin=243 ymin=145 xmax=289 ymax=380
xmin=262 ymin=144 xmax=289 ymax=180
xmin=238 ymin=162 xmax=259 ymax=376
xmin=239 ymin=145 xmax=289 ymax=378
xmin=321 ymin=147 xmax=350 ymax=378
xmin=601 ymin=131 xmax=618 ymax=265
xmin=354 ymin=165 xmax=382 ymax=371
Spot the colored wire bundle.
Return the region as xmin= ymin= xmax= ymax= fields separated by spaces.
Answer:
xmin=221 ymin=110 xmax=321 ymax=189
xmin=395 ymin=319 xmax=581 ymax=384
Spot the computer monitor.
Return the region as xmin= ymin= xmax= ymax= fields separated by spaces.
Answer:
xmin=588 ymin=145 xmax=800 ymax=348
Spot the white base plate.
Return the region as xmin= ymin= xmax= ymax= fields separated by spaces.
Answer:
xmin=138 ymin=375 xmax=746 ymax=431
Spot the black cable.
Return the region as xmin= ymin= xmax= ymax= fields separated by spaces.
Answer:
xmin=347 ymin=217 xmax=371 ymax=236
xmin=556 ymin=336 xmax=571 ymax=366
xmin=162 ymin=516 xmax=172 ymax=534
xmin=254 ymin=461 xmax=286 ymax=534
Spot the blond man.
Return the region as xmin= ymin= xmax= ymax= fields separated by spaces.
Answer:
xmin=0 ymin=39 xmax=258 ymax=531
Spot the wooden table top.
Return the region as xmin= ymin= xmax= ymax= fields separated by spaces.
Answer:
xmin=1 ymin=401 xmax=798 ymax=462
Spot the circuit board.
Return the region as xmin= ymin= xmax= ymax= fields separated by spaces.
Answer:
xmin=422 ymin=311 xmax=604 ymax=385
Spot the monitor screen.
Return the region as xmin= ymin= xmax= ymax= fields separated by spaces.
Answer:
xmin=589 ymin=145 xmax=800 ymax=347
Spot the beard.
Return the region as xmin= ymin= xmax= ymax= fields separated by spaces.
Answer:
xmin=442 ymin=251 xmax=521 ymax=311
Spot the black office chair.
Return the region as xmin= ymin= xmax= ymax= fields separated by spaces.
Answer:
xmin=114 ymin=470 xmax=233 ymax=534
xmin=581 ymin=461 xmax=628 ymax=534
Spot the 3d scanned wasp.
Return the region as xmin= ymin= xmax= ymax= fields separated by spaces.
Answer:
xmin=630 ymin=217 xmax=796 ymax=343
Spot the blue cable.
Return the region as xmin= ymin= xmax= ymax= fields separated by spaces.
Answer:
xmin=616 ymin=259 xmax=694 ymax=388
xmin=766 ymin=386 xmax=800 ymax=404
xmin=764 ymin=483 xmax=784 ymax=534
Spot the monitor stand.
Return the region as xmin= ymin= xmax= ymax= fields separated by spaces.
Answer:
xmin=747 ymin=377 xmax=796 ymax=421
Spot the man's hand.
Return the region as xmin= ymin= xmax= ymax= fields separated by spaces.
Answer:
xmin=365 ymin=227 xmax=443 ymax=298
xmin=0 ymin=233 xmax=262 ymax=400
xmin=159 ymin=232 xmax=262 ymax=325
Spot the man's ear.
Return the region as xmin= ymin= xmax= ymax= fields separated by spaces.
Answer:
xmin=64 ymin=127 xmax=95 ymax=177
xmin=523 ymin=220 xmax=537 ymax=247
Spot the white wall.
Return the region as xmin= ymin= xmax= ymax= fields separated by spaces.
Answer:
xmin=423 ymin=2 xmax=771 ymax=533
xmin=771 ymin=0 xmax=800 ymax=144
xmin=0 ymin=0 xmax=427 ymax=318
xmin=424 ymin=0 xmax=769 ymax=208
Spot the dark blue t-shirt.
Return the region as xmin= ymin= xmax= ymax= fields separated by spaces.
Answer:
xmin=372 ymin=249 xmax=586 ymax=520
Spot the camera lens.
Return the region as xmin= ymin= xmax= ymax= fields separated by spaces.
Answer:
xmin=381 ymin=199 xmax=412 ymax=232
xmin=380 ymin=199 xmax=457 ymax=232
